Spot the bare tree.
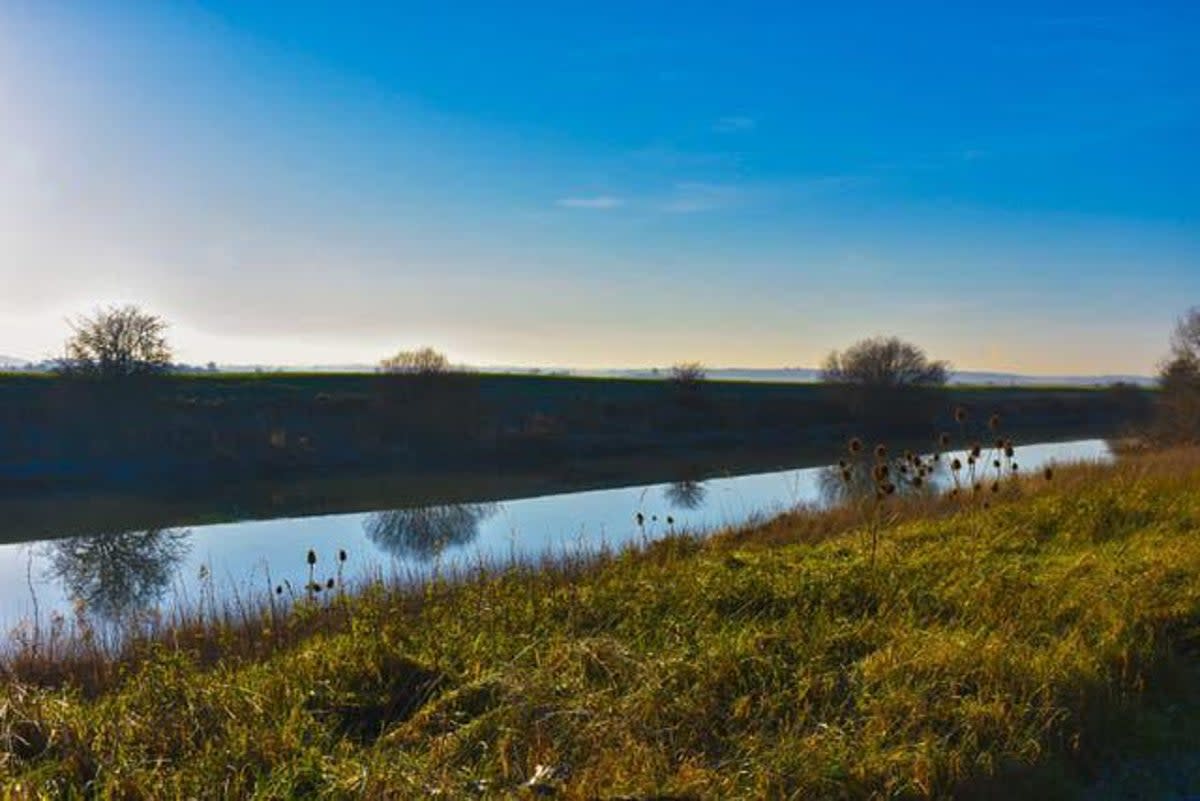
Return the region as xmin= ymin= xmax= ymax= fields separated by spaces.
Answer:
xmin=379 ymin=347 xmax=450 ymax=375
xmin=57 ymin=305 xmax=172 ymax=378
xmin=1155 ymin=307 xmax=1200 ymax=443
xmin=1171 ymin=306 xmax=1200 ymax=364
xmin=821 ymin=337 xmax=949 ymax=387
xmin=668 ymin=362 xmax=707 ymax=384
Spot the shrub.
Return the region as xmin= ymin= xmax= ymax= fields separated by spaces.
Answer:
xmin=379 ymin=347 xmax=450 ymax=375
xmin=55 ymin=305 xmax=172 ymax=378
xmin=821 ymin=336 xmax=949 ymax=387
xmin=667 ymin=362 xmax=707 ymax=384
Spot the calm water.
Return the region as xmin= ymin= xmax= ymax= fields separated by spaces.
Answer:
xmin=0 ymin=438 xmax=1111 ymax=633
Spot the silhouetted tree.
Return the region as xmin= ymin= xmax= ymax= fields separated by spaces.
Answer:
xmin=56 ymin=305 xmax=172 ymax=378
xmin=379 ymin=347 xmax=450 ymax=375
xmin=821 ymin=337 xmax=949 ymax=387
xmin=45 ymin=528 xmax=190 ymax=622
xmin=1155 ymin=307 xmax=1200 ymax=442
xmin=1170 ymin=307 xmax=1200 ymax=364
xmin=363 ymin=503 xmax=495 ymax=562
xmin=668 ymin=362 xmax=707 ymax=384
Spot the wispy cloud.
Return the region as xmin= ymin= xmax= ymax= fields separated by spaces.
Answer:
xmin=657 ymin=182 xmax=743 ymax=214
xmin=555 ymin=195 xmax=623 ymax=210
xmin=556 ymin=174 xmax=864 ymax=217
xmin=713 ymin=115 xmax=756 ymax=133
xmin=624 ymin=144 xmax=744 ymax=170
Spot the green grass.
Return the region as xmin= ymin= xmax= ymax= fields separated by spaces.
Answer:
xmin=3 ymin=449 xmax=1200 ymax=798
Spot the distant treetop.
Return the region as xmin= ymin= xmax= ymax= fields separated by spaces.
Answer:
xmin=56 ymin=305 xmax=173 ymax=379
xmin=668 ymin=362 xmax=707 ymax=384
xmin=821 ymin=336 xmax=949 ymax=387
xmin=379 ymin=346 xmax=450 ymax=375
xmin=1171 ymin=306 xmax=1200 ymax=365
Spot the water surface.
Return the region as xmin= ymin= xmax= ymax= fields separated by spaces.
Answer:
xmin=0 ymin=438 xmax=1111 ymax=632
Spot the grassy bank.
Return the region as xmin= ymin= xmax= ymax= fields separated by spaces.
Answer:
xmin=3 ymin=448 xmax=1200 ymax=798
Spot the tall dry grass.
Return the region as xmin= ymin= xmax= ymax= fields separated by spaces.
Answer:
xmin=2 ymin=447 xmax=1199 ymax=797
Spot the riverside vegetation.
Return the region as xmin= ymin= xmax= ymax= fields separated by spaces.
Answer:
xmin=2 ymin=439 xmax=1200 ymax=798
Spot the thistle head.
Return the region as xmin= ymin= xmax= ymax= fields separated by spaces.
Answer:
xmin=848 ymin=437 xmax=863 ymax=454
xmin=306 ymin=549 xmax=317 ymax=566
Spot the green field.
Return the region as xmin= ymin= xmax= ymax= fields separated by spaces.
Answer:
xmin=0 ymin=372 xmax=1151 ymax=499
xmin=3 ymin=446 xmax=1199 ymax=798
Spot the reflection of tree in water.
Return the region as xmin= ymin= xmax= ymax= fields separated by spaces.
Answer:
xmin=45 ymin=528 xmax=191 ymax=622
xmin=363 ymin=503 xmax=496 ymax=562
xmin=817 ymin=460 xmax=945 ymax=508
xmin=664 ymin=480 xmax=707 ymax=510
xmin=817 ymin=464 xmax=875 ymax=507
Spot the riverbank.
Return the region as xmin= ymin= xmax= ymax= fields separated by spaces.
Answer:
xmin=3 ymin=446 xmax=1198 ymax=798
xmin=0 ymin=372 xmax=1150 ymax=496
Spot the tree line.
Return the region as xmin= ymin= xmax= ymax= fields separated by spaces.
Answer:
xmin=36 ymin=303 xmax=1200 ymax=442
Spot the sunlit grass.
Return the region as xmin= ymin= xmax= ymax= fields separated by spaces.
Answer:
xmin=2 ymin=448 xmax=1200 ymax=798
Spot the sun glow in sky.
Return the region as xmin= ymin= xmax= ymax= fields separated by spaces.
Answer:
xmin=1 ymin=2 xmax=1197 ymax=373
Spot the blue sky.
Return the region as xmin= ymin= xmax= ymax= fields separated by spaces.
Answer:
xmin=1 ymin=1 xmax=1196 ymax=372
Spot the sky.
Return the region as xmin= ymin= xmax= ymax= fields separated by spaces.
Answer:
xmin=1 ymin=1 xmax=1197 ymax=374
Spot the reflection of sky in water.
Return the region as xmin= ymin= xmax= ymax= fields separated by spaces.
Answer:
xmin=0 ymin=439 xmax=1111 ymax=631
